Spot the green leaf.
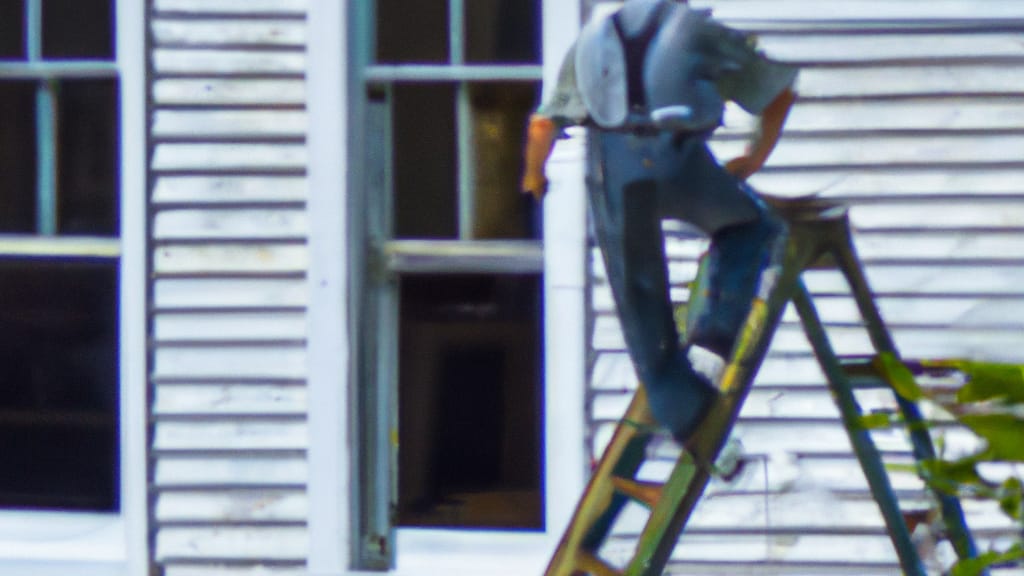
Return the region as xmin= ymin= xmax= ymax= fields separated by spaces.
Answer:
xmin=857 ymin=412 xmax=892 ymax=430
xmin=872 ymin=352 xmax=925 ymax=401
xmin=999 ymin=477 xmax=1023 ymax=520
xmin=950 ymin=543 xmax=1024 ymax=576
xmin=958 ymin=413 xmax=1024 ymax=462
xmin=923 ymin=359 xmax=1024 ymax=404
xmin=920 ymin=457 xmax=983 ymax=495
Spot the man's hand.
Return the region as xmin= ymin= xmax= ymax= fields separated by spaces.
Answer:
xmin=521 ymin=114 xmax=558 ymax=201
xmin=723 ymin=154 xmax=762 ymax=181
xmin=724 ymin=88 xmax=796 ymax=181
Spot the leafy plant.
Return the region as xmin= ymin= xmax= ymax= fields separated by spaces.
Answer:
xmin=876 ymin=355 xmax=1024 ymax=575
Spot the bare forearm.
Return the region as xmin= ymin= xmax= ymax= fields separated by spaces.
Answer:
xmin=521 ymin=114 xmax=559 ymax=201
xmin=747 ymin=87 xmax=796 ymax=168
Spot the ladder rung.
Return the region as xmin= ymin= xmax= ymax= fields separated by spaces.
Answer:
xmin=611 ymin=477 xmax=663 ymax=508
xmin=577 ymin=552 xmax=623 ymax=576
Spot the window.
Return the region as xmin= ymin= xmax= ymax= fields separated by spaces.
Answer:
xmin=352 ymin=0 xmax=549 ymax=568
xmin=0 ymin=0 xmax=119 ymax=512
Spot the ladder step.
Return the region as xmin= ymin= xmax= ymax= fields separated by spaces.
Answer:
xmin=577 ymin=552 xmax=623 ymax=576
xmin=611 ymin=477 xmax=663 ymax=508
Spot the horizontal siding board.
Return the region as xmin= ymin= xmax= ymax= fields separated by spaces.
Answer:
xmin=154 ymin=311 xmax=307 ymax=342
xmin=153 ymin=420 xmax=308 ymax=452
xmin=153 ymin=245 xmax=308 ymax=275
xmin=710 ymin=134 xmax=1024 ymax=169
xmin=690 ymin=0 xmax=1024 ymax=21
xmin=153 ymin=79 xmax=305 ymax=105
xmin=593 ymin=316 xmax=1024 ymax=359
xmin=756 ymin=32 xmax=1024 ymax=64
xmin=721 ymin=98 xmax=1024 ymax=135
xmin=155 ymin=526 xmax=307 ymax=562
xmin=749 ymin=168 xmax=1024 ymax=198
xmin=610 ymin=536 xmax=904 ymax=571
xmin=152 ymin=20 xmax=306 ymax=47
xmin=155 ymin=455 xmax=307 ymax=488
xmin=152 ymin=143 xmax=307 ymax=172
xmin=849 ymin=203 xmax=1024 ymax=230
xmin=154 ymin=384 xmax=307 ymax=416
xmin=795 ymin=65 xmax=1024 ymax=99
xmin=154 ymin=0 xmax=307 ymax=15
xmin=152 ymin=176 xmax=307 ymax=205
xmin=804 ymin=266 xmax=1024 ymax=296
xmin=595 ymin=261 xmax=1024 ymax=295
xmin=153 ymin=110 xmax=307 ymax=139
xmin=153 ymin=346 xmax=307 ymax=380
xmin=153 ymin=49 xmax=305 ymax=75
xmin=153 ymin=209 xmax=308 ymax=240
xmin=592 ymin=352 xmax=832 ymax=389
xmin=163 ymin=561 xmax=305 ymax=569
xmin=155 ymin=490 xmax=307 ymax=523
xmin=154 ymin=278 xmax=308 ymax=310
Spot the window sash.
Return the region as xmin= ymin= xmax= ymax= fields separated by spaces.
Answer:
xmin=0 ymin=0 xmax=120 ymax=244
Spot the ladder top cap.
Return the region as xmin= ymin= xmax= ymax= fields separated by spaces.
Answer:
xmin=763 ymin=194 xmax=849 ymax=222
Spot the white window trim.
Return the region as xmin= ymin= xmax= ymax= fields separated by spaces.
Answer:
xmin=0 ymin=0 xmax=148 ymax=574
xmin=306 ymin=1 xmax=586 ymax=574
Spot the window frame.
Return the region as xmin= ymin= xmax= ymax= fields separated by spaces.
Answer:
xmin=0 ymin=0 xmax=147 ymax=572
xmin=306 ymin=0 xmax=587 ymax=573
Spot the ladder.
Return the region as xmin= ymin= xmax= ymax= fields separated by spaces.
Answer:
xmin=545 ymin=196 xmax=982 ymax=576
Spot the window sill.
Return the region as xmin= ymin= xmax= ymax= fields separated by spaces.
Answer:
xmin=387 ymin=528 xmax=556 ymax=576
xmin=0 ymin=511 xmax=125 ymax=575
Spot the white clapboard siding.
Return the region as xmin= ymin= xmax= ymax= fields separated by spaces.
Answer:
xmin=153 ymin=278 xmax=308 ymax=310
xmin=152 ymin=176 xmax=307 ymax=205
xmin=156 ymin=491 xmax=308 ymax=523
xmin=155 ymin=384 xmax=307 ymax=417
xmin=153 ymin=111 xmax=308 ymax=140
xmin=155 ymin=527 xmax=308 ymax=563
xmin=153 ymin=209 xmax=308 ymax=240
xmin=153 ymin=79 xmax=306 ymax=105
xmin=155 ymin=455 xmax=307 ymax=489
xmin=148 ymin=1 xmax=310 ymax=573
xmin=152 ymin=143 xmax=308 ymax=172
xmin=587 ymin=1 xmax=1024 ymax=572
xmin=153 ymin=245 xmax=309 ymax=275
xmin=154 ymin=420 xmax=308 ymax=453
xmin=153 ymin=346 xmax=307 ymax=381
xmin=153 ymin=0 xmax=307 ymax=16
xmin=152 ymin=20 xmax=307 ymax=48
xmin=165 ymin=567 xmax=307 ymax=576
xmin=153 ymin=49 xmax=306 ymax=76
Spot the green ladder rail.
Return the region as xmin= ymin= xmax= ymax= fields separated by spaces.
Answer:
xmin=544 ymin=196 xmax=981 ymax=576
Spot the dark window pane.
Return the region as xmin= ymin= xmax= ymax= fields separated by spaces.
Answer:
xmin=0 ymin=259 xmax=118 ymax=511
xmin=469 ymin=82 xmax=541 ymax=239
xmin=393 ymin=84 xmax=457 ymax=239
xmin=42 ymin=0 xmax=114 ymax=59
xmin=58 ymin=79 xmax=119 ymax=235
xmin=0 ymin=82 xmax=38 ymax=233
xmin=376 ymin=0 xmax=448 ymax=63
xmin=466 ymin=0 xmax=540 ymax=64
xmin=0 ymin=0 xmax=26 ymax=59
xmin=398 ymin=274 xmax=543 ymax=529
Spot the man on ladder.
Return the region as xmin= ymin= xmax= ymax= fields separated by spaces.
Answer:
xmin=522 ymin=0 xmax=798 ymax=443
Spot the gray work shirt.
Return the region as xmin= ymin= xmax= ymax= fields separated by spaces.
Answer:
xmin=538 ymin=4 xmax=797 ymax=131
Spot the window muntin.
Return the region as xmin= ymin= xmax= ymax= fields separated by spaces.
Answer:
xmin=0 ymin=0 xmax=119 ymax=512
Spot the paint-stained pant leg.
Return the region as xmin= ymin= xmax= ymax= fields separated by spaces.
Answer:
xmin=588 ymin=130 xmax=717 ymax=442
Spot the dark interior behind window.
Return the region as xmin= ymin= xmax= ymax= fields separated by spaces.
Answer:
xmin=398 ymin=274 xmax=543 ymax=529
xmin=0 ymin=260 xmax=118 ymax=511
xmin=0 ymin=82 xmax=39 ymax=233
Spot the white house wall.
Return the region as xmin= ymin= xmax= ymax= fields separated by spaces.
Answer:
xmin=588 ymin=0 xmax=1024 ymax=573
xmin=148 ymin=0 xmax=310 ymax=573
